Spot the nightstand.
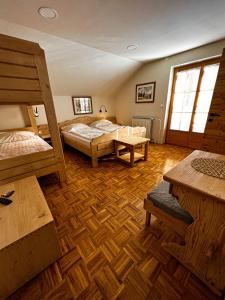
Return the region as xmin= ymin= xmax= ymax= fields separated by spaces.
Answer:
xmin=40 ymin=133 xmax=52 ymax=145
xmin=38 ymin=124 xmax=52 ymax=144
xmin=38 ymin=124 xmax=64 ymax=148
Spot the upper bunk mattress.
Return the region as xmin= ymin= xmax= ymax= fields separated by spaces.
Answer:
xmin=0 ymin=131 xmax=52 ymax=160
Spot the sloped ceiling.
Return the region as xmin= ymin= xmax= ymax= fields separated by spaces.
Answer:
xmin=0 ymin=0 xmax=225 ymax=96
xmin=1 ymin=0 xmax=225 ymax=61
xmin=0 ymin=19 xmax=141 ymax=96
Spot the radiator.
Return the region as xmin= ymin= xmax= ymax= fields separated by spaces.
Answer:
xmin=132 ymin=116 xmax=154 ymax=140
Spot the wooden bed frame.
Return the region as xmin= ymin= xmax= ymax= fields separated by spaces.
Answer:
xmin=0 ymin=34 xmax=66 ymax=185
xmin=59 ymin=116 xmax=146 ymax=167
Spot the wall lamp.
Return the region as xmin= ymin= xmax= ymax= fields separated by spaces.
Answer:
xmin=99 ymin=105 xmax=107 ymax=113
xmin=34 ymin=107 xmax=39 ymax=117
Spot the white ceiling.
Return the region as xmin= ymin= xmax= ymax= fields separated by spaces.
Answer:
xmin=0 ymin=0 xmax=225 ymax=61
xmin=0 ymin=1 xmax=225 ymax=97
xmin=0 ymin=19 xmax=140 ymax=96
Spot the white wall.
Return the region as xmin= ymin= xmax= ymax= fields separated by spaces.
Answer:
xmin=115 ymin=39 xmax=225 ymax=143
xmin=0 ymin=105 xmax=27 ymax=130
xmin=35 ymin=95 xmax=115 ymax=125
xmin=2 ymin=38 xmax=225 ymax=133
xmin=0 ymin=95 xmax=115 ymax=129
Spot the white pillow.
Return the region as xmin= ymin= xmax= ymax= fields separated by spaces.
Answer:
xmin=61 ymin=123 xmax=89 ymax=132
xmin=90 ymin=119 xmax=112 ymax=128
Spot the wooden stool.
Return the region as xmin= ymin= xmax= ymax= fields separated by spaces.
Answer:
xmin=114 ymin=136 xmax=149 ymax=167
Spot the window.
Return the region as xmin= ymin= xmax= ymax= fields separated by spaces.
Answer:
xmin=170 ymin=68 xmax=200 ymax=131
xmin=192 ymin=64 xmax=219 ymax=133
xmin=169 ymin=59 xmax=219 ymax=134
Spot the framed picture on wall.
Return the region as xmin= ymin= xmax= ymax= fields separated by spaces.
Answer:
xmin=136 ymin=82 xmax=156 ymax=103
xmin=72 ymin=96 xmax=93 ymax=115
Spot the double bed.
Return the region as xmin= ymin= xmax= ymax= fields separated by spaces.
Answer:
xmin=59 ymin=116 xmax=146 ymax=167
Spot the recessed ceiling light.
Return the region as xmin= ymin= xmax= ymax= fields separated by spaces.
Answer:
xmin=127 ymin=44 xmax=138 ymax=51
xmin=38 ymin=7 xmax=58 ymax=19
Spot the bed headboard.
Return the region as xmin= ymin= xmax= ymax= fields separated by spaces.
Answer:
xmin=58 ymin=116 xmax=117 ymax=129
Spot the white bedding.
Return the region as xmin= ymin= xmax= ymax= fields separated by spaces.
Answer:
xmin=92 ymin=123 xmax=122 ymax=132
xmin=62 ymin=131 xmax=91 ymax=147
xmin=61 ymin=121 xmax=146 ymax=144
xmin=69 ymin=127 xmax=104 ymax=140
xmin=89 ymin=119 xmax=122 ymax=133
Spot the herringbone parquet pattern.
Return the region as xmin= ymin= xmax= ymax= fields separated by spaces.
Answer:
xmin=7 ymin=144 xmax=223 ymax=300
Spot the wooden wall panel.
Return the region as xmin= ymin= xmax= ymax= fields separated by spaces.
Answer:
xmin=202 ymin=49 xmax=225 ymax=154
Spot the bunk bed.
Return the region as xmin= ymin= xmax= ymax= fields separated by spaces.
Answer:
xmin=0 ymin=34 xmax=66 ymax=185
xmin=59 ymin=116 xmax=146 ymax=167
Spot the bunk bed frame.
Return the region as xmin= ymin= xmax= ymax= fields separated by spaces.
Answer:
xmin=0 ymin=34 xmax=66 ymax=185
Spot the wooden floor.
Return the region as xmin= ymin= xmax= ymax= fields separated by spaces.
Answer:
xmin=8 ymin=144 xmax=223 ymax=300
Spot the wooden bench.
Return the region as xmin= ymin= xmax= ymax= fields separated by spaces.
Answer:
xmin=144 ymin=180 xmax=193 ymax=237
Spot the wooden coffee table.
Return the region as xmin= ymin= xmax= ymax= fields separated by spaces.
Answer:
xmin=114 ymin=136 xmax=150 ymax=167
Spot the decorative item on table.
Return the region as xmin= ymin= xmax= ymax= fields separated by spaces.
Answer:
xmin=72 ymin=96 xmax=93 ymax=115
xmin=191 ymin=158 xmax=225 ymax=179
xmin=136 ymin=82 xmax=156 ymax=103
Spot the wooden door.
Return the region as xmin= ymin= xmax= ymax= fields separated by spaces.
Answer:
xmin=166 ymin=58 xmax=220 ymax=149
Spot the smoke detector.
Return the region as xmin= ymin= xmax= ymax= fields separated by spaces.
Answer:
xmin=127 ymin=44 xmax=138 ymax=51
xmin=38 ymin=7 xmax=58 ymax=19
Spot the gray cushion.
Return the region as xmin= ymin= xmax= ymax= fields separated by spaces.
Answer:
xmin=147 ymin=180 xmax=193 ymax=224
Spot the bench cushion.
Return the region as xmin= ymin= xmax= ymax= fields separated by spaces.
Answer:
xmin=147 ymin=180 xmax=193 ymax=224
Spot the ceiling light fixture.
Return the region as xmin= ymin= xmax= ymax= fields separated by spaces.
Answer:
xmin=127 ymin=44 xmax=138 ymax=51
xmin=38 ymin=7 xmax=58 ymax=19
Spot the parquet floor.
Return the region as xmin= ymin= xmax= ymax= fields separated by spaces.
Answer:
xmin=8 ymin=144 xmax=223 ymax=300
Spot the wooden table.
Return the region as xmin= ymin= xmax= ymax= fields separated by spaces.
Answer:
xmin=114 ymin=136 xmax=149 ymax=167
xmin=163 ymin=150 xmax=225 ymax=296
xmin=0 ymin=176 xmax=61 ymax=298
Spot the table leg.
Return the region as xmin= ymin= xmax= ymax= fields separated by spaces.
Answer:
xmin=130 ymin=145 xmax=134 ymax=167
xmin=115 ymin=141 xmax=119 ymax=157
xmin=144 ymin=141 xmax=149 ymax=161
